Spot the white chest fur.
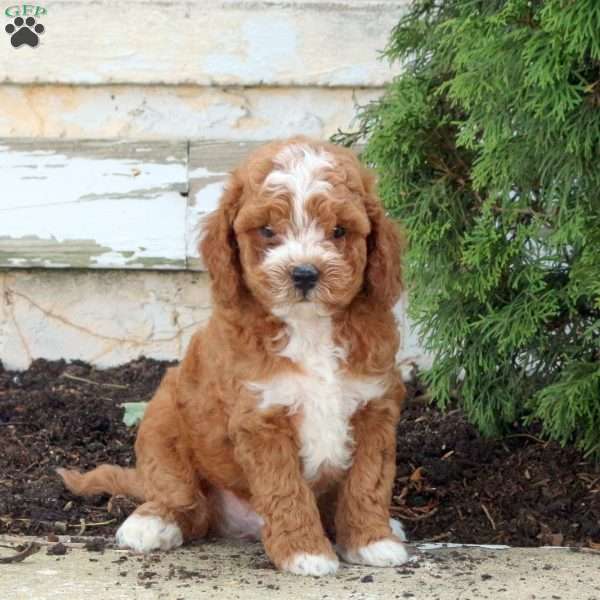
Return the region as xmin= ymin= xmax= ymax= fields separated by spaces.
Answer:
xmin=249 ymin=306 xmax=385 ymax=480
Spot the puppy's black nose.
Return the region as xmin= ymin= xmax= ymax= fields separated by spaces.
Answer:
xmin=292 ymin=264 xmax=320 ymax=293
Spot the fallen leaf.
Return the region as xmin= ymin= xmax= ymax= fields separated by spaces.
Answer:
xmin=121 ymin=402 xmax=148 ymax=427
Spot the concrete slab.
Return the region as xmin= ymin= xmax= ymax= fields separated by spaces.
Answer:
xmin=0 ymin=270 xmax=212 ymax=370
xmin=0 ymin=85 xmax=382 ymax=142
xmin=1 ymin=536 xmax=598 ymax=600
xmin=0 ymin=270 xmax=429 ymax=373
xmin=0 ymin=0 xmax=406 ymax=87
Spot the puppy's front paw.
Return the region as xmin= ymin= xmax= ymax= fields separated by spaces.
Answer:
xmin=116 ymin=513 xmax=183 ymax=553
xmin=283 ymin=552 xmax=339 ymax=577
xmin=340 ymin=538 xmax=409 ymax=567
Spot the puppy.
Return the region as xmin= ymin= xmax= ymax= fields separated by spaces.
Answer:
xmin=58 ymin=137 xmax=408 ymax=576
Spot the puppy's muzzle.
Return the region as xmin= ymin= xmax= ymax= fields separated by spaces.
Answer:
xmin=292 ymin=264 xmax=320 ymax=294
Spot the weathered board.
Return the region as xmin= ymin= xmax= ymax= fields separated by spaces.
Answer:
xmin=0 ymin=139 xmax=189 ymax=269
xmin=0 ymin=139 xmax=267 ymax=270
xmin=187 ymin=141 xmax=261 ymax=270
xmin=0 ymin=1 xmax=405 ymax=87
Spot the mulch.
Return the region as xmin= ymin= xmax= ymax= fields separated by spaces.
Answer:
xmin=0 ymin=358 xmax=598 ymax=548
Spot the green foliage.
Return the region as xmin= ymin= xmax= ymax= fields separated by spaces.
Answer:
xmin=335 ymin=0 xmax=600 ymax=455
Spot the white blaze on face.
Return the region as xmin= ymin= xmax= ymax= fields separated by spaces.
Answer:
xmin=264 ymin=144 xmax=334 ymax=230
xmin=262 ymin=144 xmax=337 ymax=291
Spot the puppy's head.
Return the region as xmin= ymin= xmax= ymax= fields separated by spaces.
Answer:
xmin=201 ymin=138 xmax=402 ymax=317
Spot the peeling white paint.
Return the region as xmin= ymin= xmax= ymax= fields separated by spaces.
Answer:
xmin=185 ymin=181 xmax=225 ymax=262
xmin=0 ymin=141 xmax=188 ymax=269
xmin=0 ymin=152 xmax=185 ymax=211
xmin=7 ymin=193 xmax=182 ymax=254
xmin=189 ymin=167 xmax=228 ymax=178
xmin=0 ymin=141 xmax=264 ymax=270
xmin=195 ymin=181 xmax=225 ymax=213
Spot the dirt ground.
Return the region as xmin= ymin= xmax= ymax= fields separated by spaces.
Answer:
xmin=0 ymin=358 xmax=598 ymax=548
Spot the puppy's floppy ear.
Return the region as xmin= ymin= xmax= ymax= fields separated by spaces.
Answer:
xmin=200 ymin=171 xmax=245 ymax=308
xmin=361 ymin=166 xmax=404 ymax=309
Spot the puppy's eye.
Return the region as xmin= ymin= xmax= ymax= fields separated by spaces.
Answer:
xmin=333 ymin=226 xmax=346 ymax=239
xmin=259 ymin=226 xmax=275 ymax=239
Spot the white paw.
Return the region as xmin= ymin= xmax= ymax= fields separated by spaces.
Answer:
xmin=340 ymin=538 xmax=409 ymax=567
xmin=116 ymin=514 xmax=183 ymax=553
xmin=283 ymin=552 xmax=339 ymax=577
xmin=389 ymin=517 xmax=408 ymax=541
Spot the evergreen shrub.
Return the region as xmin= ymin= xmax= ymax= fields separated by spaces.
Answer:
xmin=336 ymin=0 xmax=600 ymax=455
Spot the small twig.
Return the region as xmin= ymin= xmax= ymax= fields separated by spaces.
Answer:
xmin=481 ymin=503 xmax=496 ymax=531
xmin=1 ymin=539 xmax=88 ymax=549
xmin=390 ymin=507 xmax=439 ymax=521
xmin=3 ymin=517 xmax=116 ymax=530
xmin=576 ymin=474 xmax=600 ymax=490
xmin=0 ymin=542 xmax=41 ymax=564
xmin=70 ymin=519 xmax=116 ymax=529
xmin=504 ymin=433 xmax=547 ymax=445
xmin=61 ymin=373 xmax=129 ymax=389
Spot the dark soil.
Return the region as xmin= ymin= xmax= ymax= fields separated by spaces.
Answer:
xmin=395 ymin=380 xmax=600 ymax=548
xmin=0 ymin=358 xmax=170 ymax=538
xmin=1 ymin=358 xmax=598 ymax=548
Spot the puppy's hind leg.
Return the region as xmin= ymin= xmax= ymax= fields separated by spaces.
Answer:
xmin=115 ymin=452 xmax=210 ymax=553
xmin=116 ymin=369 xmax=210 ymax=553
xmin=116 ymin=499 xmax=209 ymax=553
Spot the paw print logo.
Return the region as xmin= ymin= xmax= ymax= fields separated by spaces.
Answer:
xmin=5 ymin=16 xmax=45 ymax=48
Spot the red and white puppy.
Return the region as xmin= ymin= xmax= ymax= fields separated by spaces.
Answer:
xmin=58 ymin=137 xmax=408 ymax=576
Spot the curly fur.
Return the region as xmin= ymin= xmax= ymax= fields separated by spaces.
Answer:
xmin=58 ymin=137 xmax=408 ymax=576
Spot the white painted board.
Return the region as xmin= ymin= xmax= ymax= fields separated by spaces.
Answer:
xmin=0 ymin=0 xmax=406 ymax=87
xmin=0 ymin=139 xmax=266 ymax=270
xmin=186 ymin=141 xmax=260 ymax=269
xmin=0 ymin=140 xmax=189 ymax=269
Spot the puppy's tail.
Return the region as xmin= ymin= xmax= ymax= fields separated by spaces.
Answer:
xmin=57 ymin=465 xmax=145 ymax=501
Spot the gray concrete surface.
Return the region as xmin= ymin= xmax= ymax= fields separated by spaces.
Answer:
xmin=1 ymin=536 xmax=599 ymax=600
